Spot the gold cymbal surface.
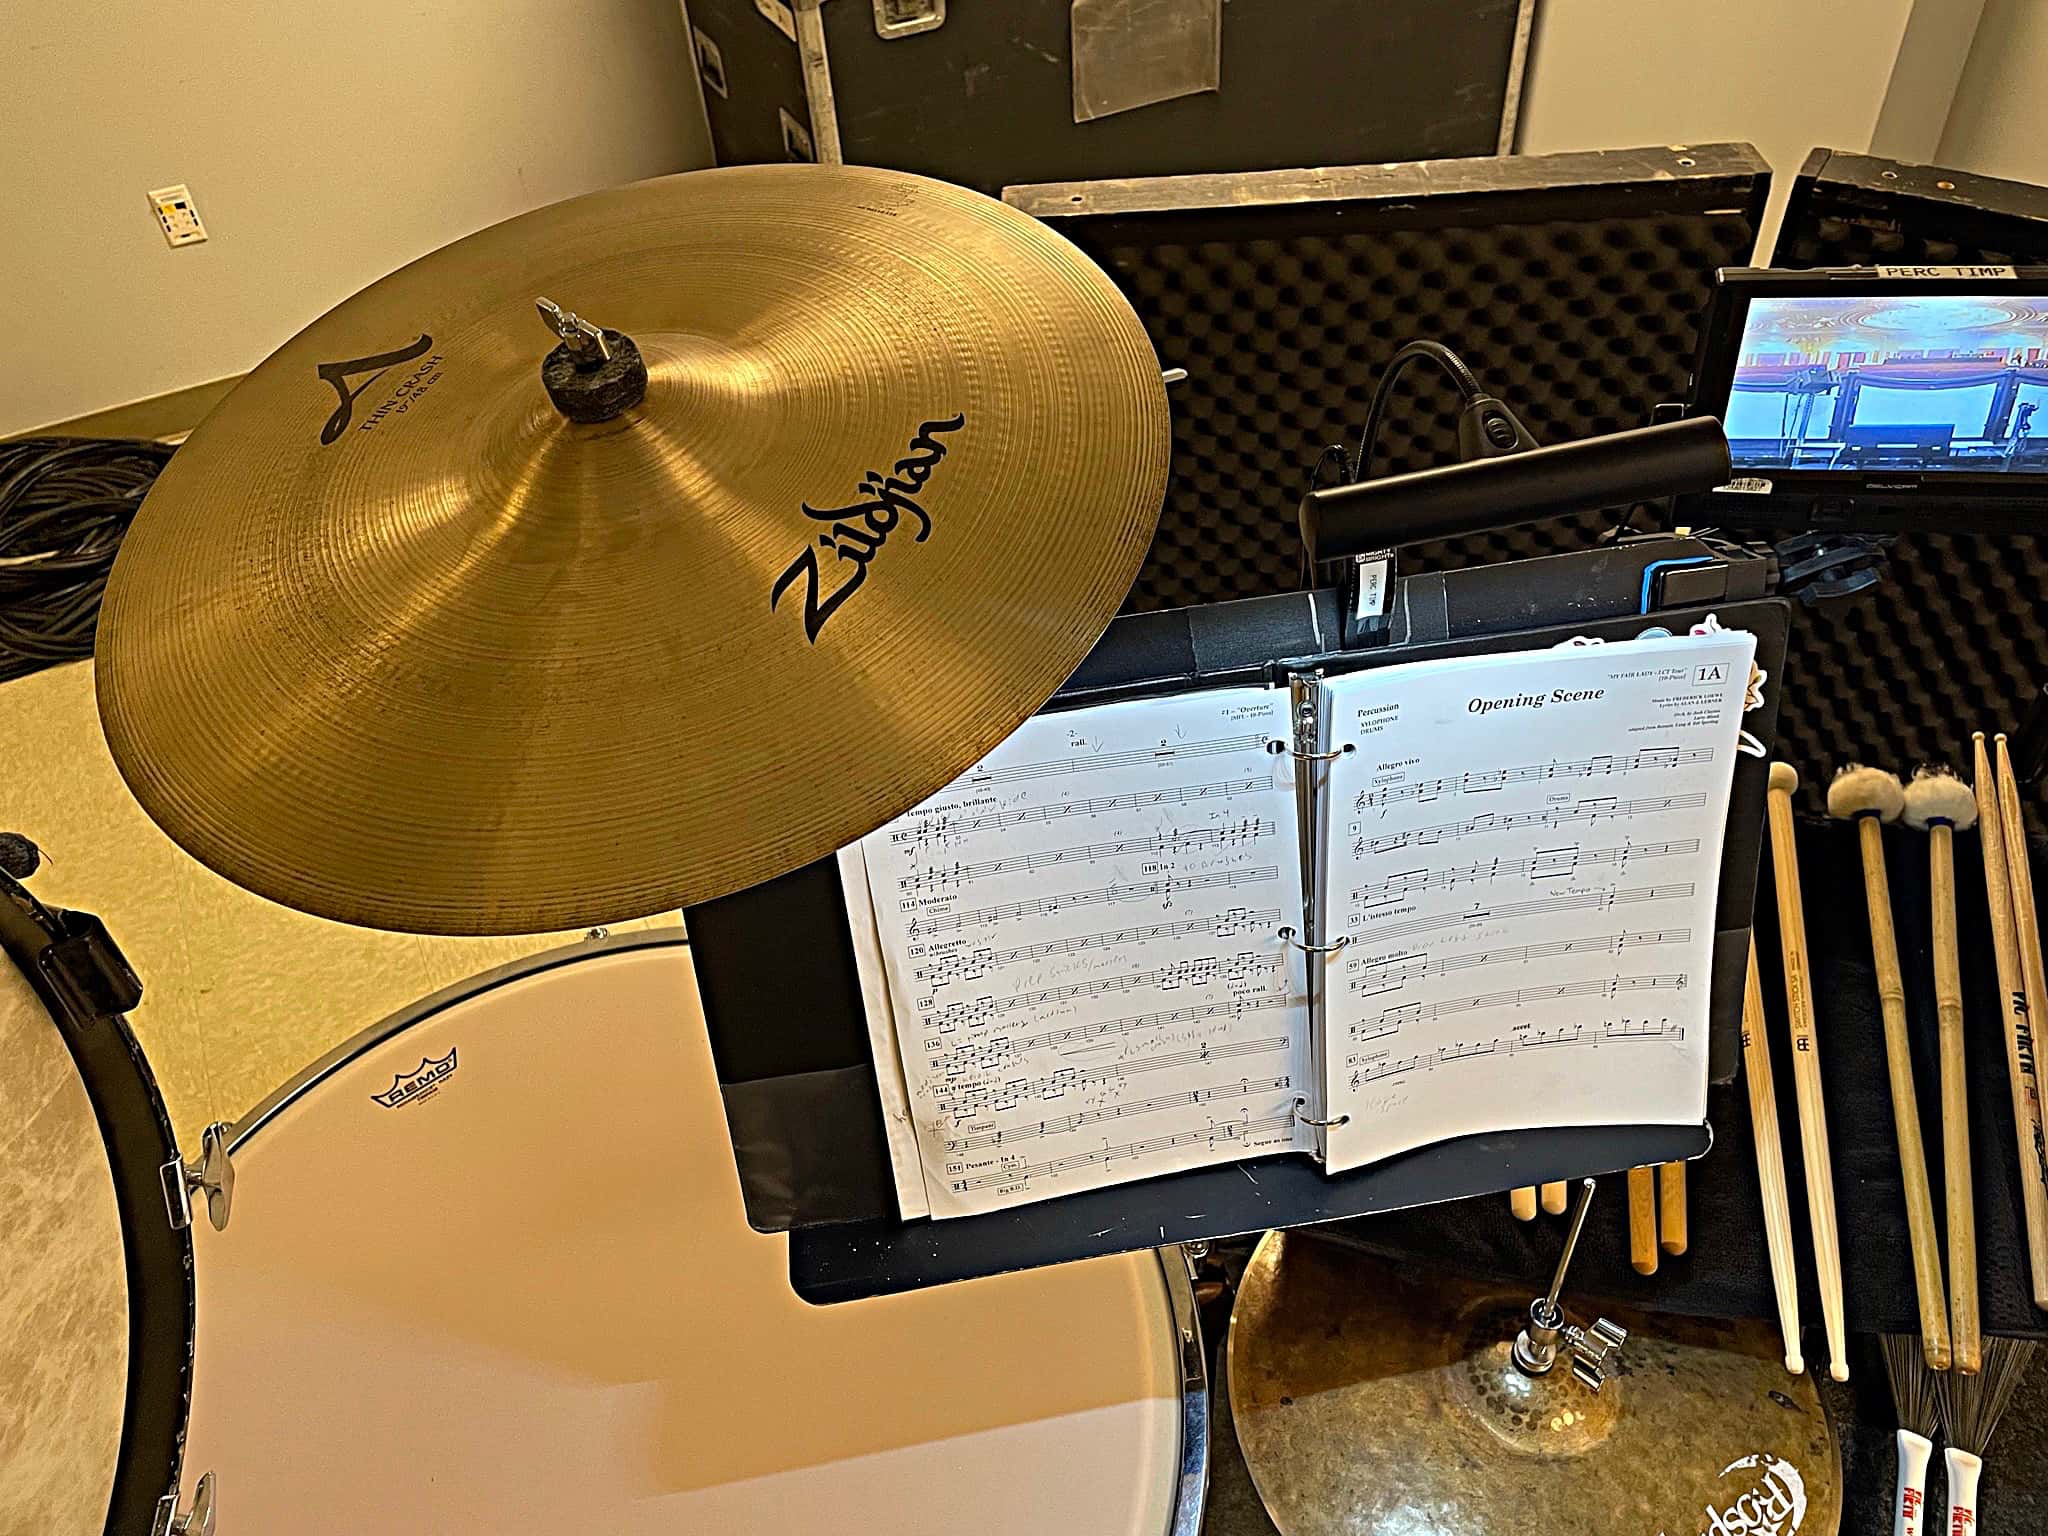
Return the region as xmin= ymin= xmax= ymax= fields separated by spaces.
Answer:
xmin=1228 ymin=1231 xmax=1840 ymax=1536
xmin=96 ymin=165 xmax=1168 ymax=933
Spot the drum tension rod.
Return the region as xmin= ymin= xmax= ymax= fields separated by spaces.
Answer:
xmin=161 ymin=1123 xmax=235 ymax=1233
xmin=1511 ymin=1177 xmax=1628 ymax=1390
xmin=153 ymin=1469 xmax=214 ymax=1536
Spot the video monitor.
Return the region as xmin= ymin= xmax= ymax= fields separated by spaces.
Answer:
xmin=1684 ymin=267 xmax=2048 ymax=532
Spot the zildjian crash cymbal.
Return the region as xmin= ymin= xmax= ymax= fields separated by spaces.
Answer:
xmin=95 ymin=164 xmax=1169 ymax=934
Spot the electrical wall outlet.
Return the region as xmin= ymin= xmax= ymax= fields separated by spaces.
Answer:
xmin=148 ymin=185 xmax=207 ymax=247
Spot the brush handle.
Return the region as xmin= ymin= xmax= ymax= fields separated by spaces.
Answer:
xmin=1540 ymin=1181 xmax=1568 ymax=1215
xmin=1990 ymin=734 xmax=2048 ymax=1312
xmin=1628 ymin=1164 xmax=1658 ymax=1274
xmin=1658 ymin=1161 xmax=1687 ymax=1254
xmin=1741 ymin=938 xmax=1804 ymax=1374
xmin=1931 ymin=821 xmax=1981 ymax=1373
xmin=1944 ymin=1446 xmax=1982 ymax=1536
xmin=1768 ymin=768 xmax=1848 ymax=1380
xmin=1857 ymin=814 xmax=1952 ymax=1368
xmin=1894 ymin=1429 xmax=1933 ymax=1536
xmin=1510 ymin=1186 xmax=1537 ymax=1220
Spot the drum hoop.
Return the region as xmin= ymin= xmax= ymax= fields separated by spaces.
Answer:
xmin=0 ymin=871 xmax=194 ymax=1536
xmin=218 ymin=926 xmax=1213 ymax=1536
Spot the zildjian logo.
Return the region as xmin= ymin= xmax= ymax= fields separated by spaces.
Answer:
xmin=770 ymin=414 xmax=965 ymax=642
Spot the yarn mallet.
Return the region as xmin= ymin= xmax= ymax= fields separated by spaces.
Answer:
xmin=1902 ymin=765 xmax=1983 ymax=1374
xmin=1826 ymin=765 xmax=1949 ymax=1370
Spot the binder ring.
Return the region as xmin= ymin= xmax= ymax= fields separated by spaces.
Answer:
xmin=1278 ymin=926 xmax=1349 ymax=954
xmin=1269 ymin=740 xmax=1355 ymax=761
xmin=1293 ymin=1096 xmax=1350 ymax=1128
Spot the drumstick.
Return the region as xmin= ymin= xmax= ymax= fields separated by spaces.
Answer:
xmin=1903 ymin=767 xmax=1981 ymax=1374
xmin=1658 ymin=1161 xmax=1687 ymax=1255
xmin=1767 ymin=761 xmax=1849 ymax=1380
xmin=1979 ymin=732 xmax=2048 ymax=1310
xmin=1540 ymin=1181 xmax=1568 ymax=1215
xmin=1628 ymin=1164 xmax=1659 ymax=1274
xmin=1827 ymin=766 xmax=1949 ymax=1370
xmin=1511 ymin=1185 xmax=1538 ymax=1221
xmin=1742 ymin=938 xmax=1804 ymax=1374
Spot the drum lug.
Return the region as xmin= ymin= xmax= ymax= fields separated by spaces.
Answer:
xmin=153 ymin=1470 xmax=215 ymax=1536
xmin=162 ymin=1122 xmax=235 ymax=1232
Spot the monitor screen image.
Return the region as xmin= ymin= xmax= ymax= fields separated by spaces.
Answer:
xmin=1724 ymin=294 xmax=2048 ymax=474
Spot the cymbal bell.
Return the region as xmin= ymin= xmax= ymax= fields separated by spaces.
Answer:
xmin=95 ymin=164 xmax=1169 ymax=934
xmin=1227 ymin=1231 xmax=1841 ymax=1536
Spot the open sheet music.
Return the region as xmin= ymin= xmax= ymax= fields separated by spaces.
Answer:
xmin=844 ymin=630 xmax=1757 ymax=1218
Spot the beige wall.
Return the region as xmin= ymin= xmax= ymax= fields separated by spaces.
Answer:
xmin=1518 ymin=0 xmax=1920 ymax=252
xmin=1938 ymin=0 xmax=2048 ymax=186
xmin=1 ymin=0 xmax=711 ymax=436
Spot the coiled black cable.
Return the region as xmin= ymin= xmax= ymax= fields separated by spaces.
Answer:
xmin=0 ymin=436 xmax=174 ymax=684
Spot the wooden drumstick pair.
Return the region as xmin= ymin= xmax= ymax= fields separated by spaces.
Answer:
xmin=1901 ymin=767 xmax=1982 ymax=1374
xmin=1825 ymin=766 xmax=1950 ymax=1370
xmin=1622 ymin=1161 xmax=1688 ymax=1274
xmin=1510 ymin=1181 xmax=1571 ymax=1220
xmin=1766 ymin=763 xmax=1849 ymax=1380
xmin=1982 ymin=733 xmax=2048 ymax=1313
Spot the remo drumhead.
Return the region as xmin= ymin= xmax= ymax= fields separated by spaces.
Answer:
xmin=0 ymin=927 xmax=126 ymax=1532
xmin=0 ymin=870 xmax=193 ymax=1536
xmin=177 ymin=935 xmax=1202 ymax=1533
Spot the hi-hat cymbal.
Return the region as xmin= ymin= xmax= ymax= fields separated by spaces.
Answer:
xmin=96 ymin=165 xmax=1169 ymax=934
xmin=1228 ymin=1231 xmax=1841 ymax=1536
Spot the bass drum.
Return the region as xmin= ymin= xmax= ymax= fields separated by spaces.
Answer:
xmin=176 ymin=934 xmax=1204 ymax=1533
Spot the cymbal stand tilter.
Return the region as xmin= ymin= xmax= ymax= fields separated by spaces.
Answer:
xmin=1510 ymin=1176 xmax=1628 ymax=1390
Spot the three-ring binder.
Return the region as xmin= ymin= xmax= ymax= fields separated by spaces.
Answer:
xmin=1293 ymin=1096 xmax=1350 ymax=1128
xmin=1279 ymin=926 xmax=1348 ymax=954
xmin=1273 ymin=741 xmax=1354 ymax=761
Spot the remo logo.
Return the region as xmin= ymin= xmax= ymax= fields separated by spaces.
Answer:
xmin=1662 ymin=1452 xmax=1808 ymax=1536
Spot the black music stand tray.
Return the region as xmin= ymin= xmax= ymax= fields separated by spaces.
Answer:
xmin=684 ymin=537 xmax=1790 ymax=1301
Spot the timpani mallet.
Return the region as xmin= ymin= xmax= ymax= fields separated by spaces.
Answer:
xmin=1741 ymin=936 xmax=1804 ymax=1374
xmin=1767 ymin=761 xmax=1849 ymax=1380
xmin=1978 ymin=732 xmax=2048 ymax=1311
xmin=1904 ymin=766 xmax=1982 ymax=1374
xmin=1827 ymin=765 xmax=1950 ymax=1370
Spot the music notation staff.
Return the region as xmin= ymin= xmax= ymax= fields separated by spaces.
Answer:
xmin=913 ymin=907 xmax=1284 ymax=988
xmin=963 ymin=730 xmax=1273 ymax=787
xmin=944 ymin=1073 xmax=1293 ymax=1152
xmin=909 ymin=865 xmax=1281 ymax=937
xmin=1348 ymin=882 xmax=1694 ymax=943
xmin=1347 ymin=1020 xmax=1687 ymax=1088
xmin=1348 ymin=790 xmax=1709 ymax=856
xmin=899 ymin=817 xmax=1274 ymax=891
xmin=934 ymin=1035 xmax=1292 ymax=1118
xmin=925 ymin=962 xmax=1279 ymax=1032
xmin=892 ymin=776 xmax=1265 ymax=844
xmin=1348 ymin=926 xmax=1690 ymax=994
xmin=1356 ymin=972 xmax=1687 ymax=1031
xmin=951 ymin=1113 xmax=1298 ymax=1191
xmin=1353 ymin=745 xmax=1715 ymax=811
xmin=1349 ymin=837 xmax=1699 ymax=904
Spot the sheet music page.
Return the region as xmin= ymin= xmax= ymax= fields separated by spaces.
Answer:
xmin=853 ymin=687 xmax=1309 ymax=1219
xmin=1319 ymin=632 xmax=1756 ymax=1174
xmin=837 ymin=843 xmax=932 ymax=1220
